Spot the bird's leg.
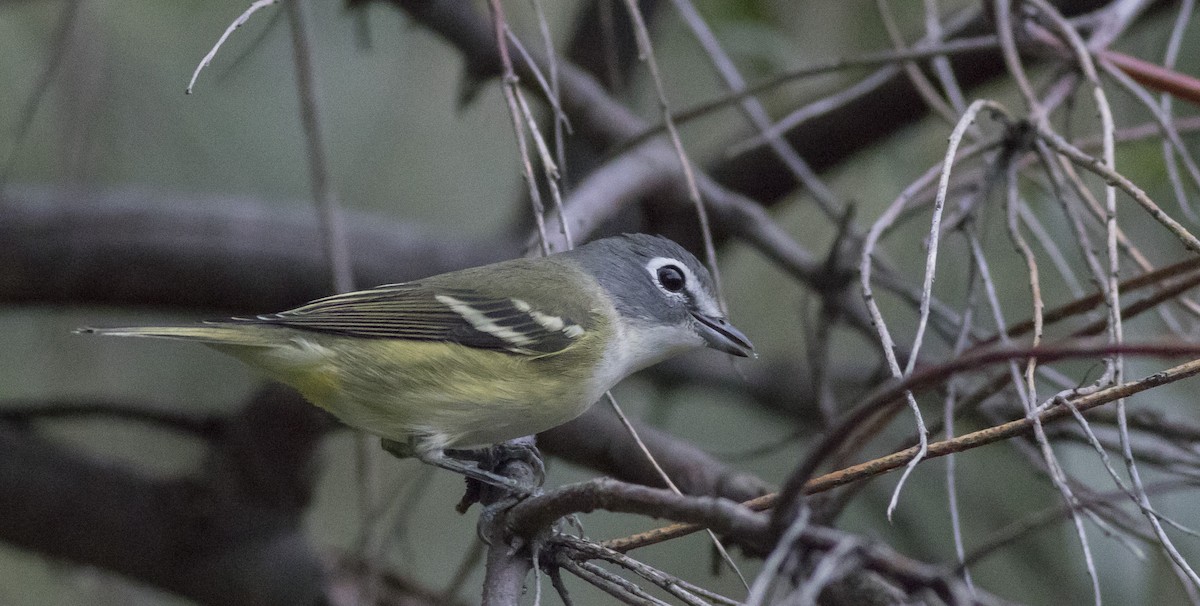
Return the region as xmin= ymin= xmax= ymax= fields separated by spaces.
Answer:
xmin=381 ymin=437 xmax=543 ymax=498
xmin=382 ymin=437 xmax=532 ymax=496
xmin=419 ymin=449 xmax=536 ymax=496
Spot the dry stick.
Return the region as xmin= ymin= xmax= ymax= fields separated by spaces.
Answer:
xmin=723 ymin=7 xmax=988 ymax=156
xmin=878 ymin=7 xmax=1195 ymax=583
xmin=967 ymin=229 xmax=1033 ymax=419
xmin=1027 ymin=158 xmax=1200 ymax=544
xmin=600 ymin=393 xmax=749 ymax=589
xmin=557 ymin=535 xmax=734 ymax=606
xmin=958 ymin=479 xmax=1199 ymax=570
xmin=1059 ymin=401 xmax=1194 ymax=540
xmin=1158 ymin=0 xmax=1198 ymax=222
xmin=1099 ymin=60 xmax=1200 ymax=227
xmin=1055 ymin=148 xmax=1200 ymax=322
xmin=486 ymin=10 xmax=950 ymax=345
xmin=1055 ymin=423 xmax=1200 ymax=476
xmin=904 ymin=263 xmax=1200 ymax=499
xmin=875 ymin=0 xmax=958 ymax=126
xmin=993 ymin=5 xmax=1104 ymax=601
xmin=558 ymin=557 xmax=668 ymax=606
xmin=1041 ymin=10 xmax=1200 ymax=586
xmin=859 ymin=100 xmax=1005 ymax=521
xmin=501 ymin=28 xmax=575 ymax=252
xmin=578 ymin=560 xmax=665 ymax=604
xmin=604 ymin=355 xmax=1200 ymax=553
xmin=667 ymin=0 xmax=843 ymax=426
xmin=987 ymin=260 xmax=1200 ymax=346
xmin=1007 ymin=150 xmax=1107 ymax=605
xmin=526 ymin=0 xmax=569 ymax=198
xmin=497 ymin=1 xmax=742 ymax=597
xmin=1042 ymin=128 xmax=1200 ymax=253
xmin=1034 ymin=10 xmax=1124 ymax=392
xmin=1004 ymin=142 xmax=1061 ymax=567
xmin=922 ymin=119 xmax=1200 ymax=321
xmin=487 ymin=0 xmax=550 ymax=255
xmin=725 ymin=66 xmax=900 ymax=161
xmin=923 ymin=0 xmax=969 ymax=113
xmin=986 ymin=414 xmax=1159 ymax=572
xmin=1021 ymin=204 xmax=1087 ymax=297
xmin=1047 ymin=2 xmax=1200 ymax=587
xmin=854 ymin=345 xmax=1200 ymax=561
xmin=504 ymin=32 xmax=571 ymax=141
xmin=186 ymin=0 xmax=280 ymax=94
xmin=1085 ymin=0 xmax=1152 ymax=50
xmin=941 ymin=254 xmax=981 ymax=595
xmin=669 ymin=0 xmax=843 ymax=219
xmin=1034 ymin=142 xmax=1131 ymax=329
xmin=623 ymin=30 xmax=1001 ymax=152
xmin=981 ymin=196 xmax=1131 ymax=588
xmin=823 ymin=257 xmax=1200 ymax=516
xmin=1073 ymin=271 xmax=1200 ymax=338
xmin=512 ymin=83 xmax=573 ymax=249
xmin=504 ymin=26 xmax=573 ymax=250
xmin=547 ymin=565 xmax=573 ymax=606
xmin=1087 ymin=408 xmax=1200 ymax=444
xmin=815 ymin=139 xmax=1000 ymax=484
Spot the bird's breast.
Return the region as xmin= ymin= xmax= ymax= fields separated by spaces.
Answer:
xmin=267 ymin=336 xmax=604 ymax=449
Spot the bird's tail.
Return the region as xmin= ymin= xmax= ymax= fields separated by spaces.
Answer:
xmin=76 ymin=324 xmax=278 ymax=346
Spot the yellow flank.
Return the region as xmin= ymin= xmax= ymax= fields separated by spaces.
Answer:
xmin=274 ymin=363 xmax=343 ymax=410
xmin=207 ymin=328 xmax=607 ymax=450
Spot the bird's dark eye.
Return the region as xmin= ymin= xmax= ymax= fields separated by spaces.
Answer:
xmin=657 ymin=265 xmax=686 ymax=292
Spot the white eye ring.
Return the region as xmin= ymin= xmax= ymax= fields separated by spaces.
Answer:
xmin=646 ymin=257 xmax=696 ymax=297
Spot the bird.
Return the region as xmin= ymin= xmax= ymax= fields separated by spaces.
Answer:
xmin=80 ymin=234 xmax=754 ymax=491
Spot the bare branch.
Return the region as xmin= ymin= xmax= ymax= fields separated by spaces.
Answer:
xmin=0 ymin=186 xmax=516 ymax=312
xmin=0 ymin=386 xmax=331 ymax=606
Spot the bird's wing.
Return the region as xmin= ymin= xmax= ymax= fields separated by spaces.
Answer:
xmin=239 ymin=282 xmax=587 ymax=356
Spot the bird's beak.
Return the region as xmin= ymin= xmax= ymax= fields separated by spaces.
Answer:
xmin=691 ymin=312 xmax=755 ymax=358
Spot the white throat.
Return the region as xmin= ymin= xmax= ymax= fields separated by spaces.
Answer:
xmin=589 ymin=319 xmax=704 ymax=398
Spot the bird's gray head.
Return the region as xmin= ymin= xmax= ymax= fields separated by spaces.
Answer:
xmin=566 ymin=234 xmax=754 ymax=358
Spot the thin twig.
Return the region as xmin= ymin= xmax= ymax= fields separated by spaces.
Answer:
xmin=187 ymin=0 xmax=280 ymax=94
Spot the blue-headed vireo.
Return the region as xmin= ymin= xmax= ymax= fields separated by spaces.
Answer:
xmin=80 ymin=234 xmax=753 ymax=491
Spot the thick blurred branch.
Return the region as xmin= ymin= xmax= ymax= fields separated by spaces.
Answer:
xmin=0 ymin=186 xmax=517 ymax=313
xmin=0 ymin=385 xmax=331 ymax=606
